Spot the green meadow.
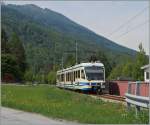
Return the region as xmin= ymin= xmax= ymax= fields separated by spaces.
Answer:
xmin=1 ymin=84 xmax=149 ymax=124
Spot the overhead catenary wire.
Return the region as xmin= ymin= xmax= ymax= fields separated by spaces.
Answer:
xmin=114 ymin=19 xmax=149 ymax=39
xmin=109 ymin=6 xmax=148 ymax=37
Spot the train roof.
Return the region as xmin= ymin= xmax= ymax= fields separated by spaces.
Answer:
xmin=57 ymin=62 xmax=104 ymax=73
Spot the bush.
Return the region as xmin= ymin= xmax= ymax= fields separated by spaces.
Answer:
xmin=24 ymin=70 xmax=34 ymax=82
xmin=1 ymin=54 xmax=22 ymax=82
xmin=47 ymin=71 xmax=56 ymax=84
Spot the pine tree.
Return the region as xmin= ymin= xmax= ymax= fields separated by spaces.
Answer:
xmin=132 ymin=43 xmax=148 ymax=80
xmin=1 ymin=54 xmax=21 ymax=81
xmin=9 ymin=33 xmax=27 ymax=80
xmin=96 ymin=51 xmax=112 ymax=78
xmin=65 ymin=55 xmax=76 ymax=68
xmin=1 ymin=28 xmax=9 ymax=53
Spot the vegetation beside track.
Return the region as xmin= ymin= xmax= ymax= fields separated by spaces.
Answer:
xmin=1 ymin=84 xmax=149 ymax=124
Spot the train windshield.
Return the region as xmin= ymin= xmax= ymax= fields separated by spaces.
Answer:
xmin=85 ymin=66 xmax=104 ymax=80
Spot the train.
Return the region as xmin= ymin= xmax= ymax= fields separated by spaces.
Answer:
xmin=56 ymin=62 xmax=106 ymax=94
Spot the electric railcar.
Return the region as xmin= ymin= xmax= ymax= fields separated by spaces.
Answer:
xmin=56 ymin=62 xmax=105 ymax=92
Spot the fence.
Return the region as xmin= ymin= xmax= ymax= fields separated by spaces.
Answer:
xmin=125 ymin=81 xmax=149 ymax=116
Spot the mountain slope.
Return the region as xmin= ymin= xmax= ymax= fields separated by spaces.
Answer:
xmin=1 ymin=4 xmax=137 ymax=73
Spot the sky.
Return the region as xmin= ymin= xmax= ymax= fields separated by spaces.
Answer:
xmin=4 ymin=1 xmax=149 ymax=54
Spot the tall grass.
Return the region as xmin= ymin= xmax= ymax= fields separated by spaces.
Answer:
xmin=1 ymin=84 xmax=149 ymax=124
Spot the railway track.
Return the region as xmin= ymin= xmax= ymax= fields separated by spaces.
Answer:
xmin=99 ymin=94 xmax=125 ymax=102
xmin=59 ymin=87 xmax=126 ymax=102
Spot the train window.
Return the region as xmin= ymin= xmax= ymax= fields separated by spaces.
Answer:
xmin=69 ymin=72 xmax=71 ymax=81
xmin=66 ymin=73 xmax=67 ymax=81
xmin=70 ymin=72 xmax=71 ymax=81
xmin=67 ymin=73 xmax=69 ymax=81
xmin=81 ymin=70 xmax=85 ymax=79
xmin=68 ymin=73 xmax=69 ymax=81
xmin=78 ymin=70 xmax=80 ymax=78
xmin=70 ymin=73 xmax=71 ymax=81
xmin=76 ymin=71 xmax=78 ymax=78
xmin=71 ymin=72 xmax=73 ymax=81
xmin=72 ymin=72 xmax=74 ymax=81
xmin=61 ymin=74 xmax=62 ymax=81
xmin=74 ymin=71 xmax=75 ymax=81
xmin=61 ymin=74 xmax=64 ymax=82
xmin=74 ymin=71 xmax=76 ymax=79
xmin=66 ymin=73 xmax=67 ymax=82
xmin=73 ymin=72 xmax=74 ymax=81
xmin=62 ymin=74 xmax=64 ymax=81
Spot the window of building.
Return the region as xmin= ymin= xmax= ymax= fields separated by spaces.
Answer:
xmin=146 ymin=72 xmax=149 ymax=79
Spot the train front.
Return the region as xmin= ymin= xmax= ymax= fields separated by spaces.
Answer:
xmin=84 ymin=63 xmax=105 ymax=94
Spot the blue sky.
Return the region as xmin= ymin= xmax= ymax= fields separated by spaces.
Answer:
xmin=5 ymin=1 xmax=149 ymax=54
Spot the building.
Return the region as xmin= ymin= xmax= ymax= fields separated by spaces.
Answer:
xmin=141 ymin=64 xmax=149 ymax=82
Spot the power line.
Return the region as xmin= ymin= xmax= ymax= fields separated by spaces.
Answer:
xmin=114 ymin=19 xmax=149 ymax=39
xmin=109 ymin=6 xmax=148 ymax=37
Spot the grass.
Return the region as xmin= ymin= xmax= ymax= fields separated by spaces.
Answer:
xmin=1 ymin=84 xmax=149 ymax=124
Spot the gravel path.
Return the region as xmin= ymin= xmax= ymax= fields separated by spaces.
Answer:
xmin=1 ymin=107 xmax=83 ymax=125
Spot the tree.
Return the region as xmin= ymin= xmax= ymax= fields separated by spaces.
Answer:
xmin=122 ymin=60 xmax=133 ymax=77
xmin=9 ymin=33 xmax=27 ymax=79
xmin=1 ymin=28 xmax=9 ymax=53
xmin=65 ymin=54 xmax=76 ymax=68
xmin=108 ymin=64 xmax=123 ymax=80
xmin=1 ymin=54 xmax=21 ymax=82
xmin=1 ymin=30 xmax=24 ymax=82
xmin=47 ymin=71 xmax=56 ymax=84
xmin=24 ymin=70 xmax=34 ymax=82
xmin=132 ymin=43 xmax=148 ymax=80
xmin=108 ymin=43 xmax=148 ymax=81
xmin=96 ymin=51 xmax=112 ymax=78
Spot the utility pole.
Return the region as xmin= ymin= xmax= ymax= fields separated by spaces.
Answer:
xmin=60 ymin=40 xmax=78 ymax=69
xmin=53 ymin=42 xmax=56 ymax=70
xmin=75 ymin=41 xmax=78 ymax=64
xmin=61 ymin=56 xmax=64 ymax=69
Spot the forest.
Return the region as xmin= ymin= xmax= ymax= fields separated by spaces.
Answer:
xmin=2 ymin=28 xmax=148 ymax=84
xmin=1 ymin=4 xmax=149 ymax=84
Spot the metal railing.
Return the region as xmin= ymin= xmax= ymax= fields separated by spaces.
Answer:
xmin=125 ymin=81 xmax=149 ymax=116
